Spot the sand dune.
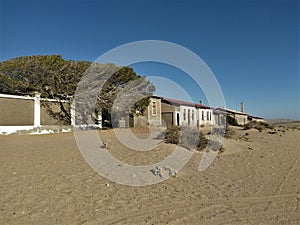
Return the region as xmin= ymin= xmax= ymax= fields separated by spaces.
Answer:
xmin=0 ymin=127 xmax=299 ymax=224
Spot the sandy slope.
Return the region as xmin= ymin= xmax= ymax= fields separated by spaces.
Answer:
xmin=0 ymin=127 xmax=299 ymax=225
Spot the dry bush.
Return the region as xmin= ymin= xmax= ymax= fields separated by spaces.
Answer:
xmin=164 ymin=126 xmax=181 ymax=144
xmin=196 ymin=131 xmax=209 ymax=150
xmin=163 ymin=126 xmax=209 ymax=151
xmin=244 ymin=121 xmax=273 ymax=131
xmin=224 ymin=126 xmax=236 ymax=139
xmin=227 ymin=116 xmax=239 ymax=126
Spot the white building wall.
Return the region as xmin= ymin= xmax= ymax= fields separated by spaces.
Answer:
xmin=178 ymin=105 xmax=198 ymax=127
xmin=198 ymin=108 xmax=214 ymax=126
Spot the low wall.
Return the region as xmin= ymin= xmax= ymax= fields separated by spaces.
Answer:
xmin=40 ymin=101 xmax=70 ymax=125
xmin=0 ymin=93 xmax=72 ymax=134
xmin=0 ymin=97 xmax=34 ymax=125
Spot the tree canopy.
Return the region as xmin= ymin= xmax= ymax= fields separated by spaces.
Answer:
xmin=0 ymin=55 xmax=155 ymax=124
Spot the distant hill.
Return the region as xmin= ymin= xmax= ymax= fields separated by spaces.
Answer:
xmin=266 ymin=119 xmax=300 ymax=129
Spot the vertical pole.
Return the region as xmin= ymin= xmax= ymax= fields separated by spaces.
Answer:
xmin=97 ymin=113 xmax=102 ymax=129
xmin=34 ymin=92 xmax=41 ymax=127
xmin=71 ymin=99 xmax=76 ymax=126
xmin=159 ymin=98 xmax=162 ymax=126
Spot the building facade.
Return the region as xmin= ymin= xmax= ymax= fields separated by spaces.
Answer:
xmin=143 ymin=96 xmax=214 ymax=129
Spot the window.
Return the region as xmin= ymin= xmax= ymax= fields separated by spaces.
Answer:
xmin=207 ymin=111 xmax=209 ymax=121
xmin=210 ymin=112 xmax=212 ymax=121
xmin=202 ymin=111 xmax=204 ymax=120
xmin=192 ymin=110 xmax=194 ymax=121
xmin=183 ymin=109 xmax=186 ymax=120
xmin=152 ymin=101 xmax=157 ymax=115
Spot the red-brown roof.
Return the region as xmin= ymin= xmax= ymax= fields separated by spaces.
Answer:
xmin=161 ymin=97 xmax=210 ymax=109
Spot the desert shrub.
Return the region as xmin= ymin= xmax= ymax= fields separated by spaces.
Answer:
xmin=196 ymin=131 xmax=209 ymax=150
xmin=224 ymin=126 xmax=236 ymax=139
xmin=244 ymin=121 xmax=273 ymax=131
xmin=219 ymin=145 xmax=225 ymax=153
xmin=164 ymin=126 xmax=181 ymax=144
xmin=227 ymin=116 xmax=239 ymax=126
xmin=163 ymin=126 xmax=209 ymax=151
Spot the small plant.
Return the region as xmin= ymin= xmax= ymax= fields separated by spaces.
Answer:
xmin=196 ymin=131 xmax=209 ymax=150
xmin=227 ymin=116 xmax=239 ymax=126
xmin=163 ymin=126 xmax=209 ymax=151
xmin=244 ymin=121 xmax=273 ymax=131
xmin=164 ymin=126 xmax=181 ymax=144
xmin=224 ymin=126 xmax=236 ymax=139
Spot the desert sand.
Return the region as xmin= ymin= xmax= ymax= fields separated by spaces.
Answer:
xmin=0 ymin=124 xmax=299 ymax=224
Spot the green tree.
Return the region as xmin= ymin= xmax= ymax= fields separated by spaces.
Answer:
xmin=0 ymin=55 xmax=154 ymax=125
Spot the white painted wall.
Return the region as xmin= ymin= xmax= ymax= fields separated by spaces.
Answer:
xmin=198 ymin=108 xmax=214 ymax=126
xmin=0 ymin=93 xmax=76 ymax=134
xmin=178 ymin=105 xmax=198 ymax=127
xmin=173 ymin=106 xmax=215 ymax=127
xmin=34 ymin=93 xmax=41 ymax=127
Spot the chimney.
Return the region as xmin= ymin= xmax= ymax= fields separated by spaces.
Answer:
xmin=199 ymin=100 xmax=203 ymax=105
xmin=241 ymin=102 xmax=244 ymax=113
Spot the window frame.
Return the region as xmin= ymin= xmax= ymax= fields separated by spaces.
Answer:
xmin=152 ymin=101 xmax=157 ymax=115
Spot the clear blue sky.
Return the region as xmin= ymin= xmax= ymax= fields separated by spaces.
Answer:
xmin=0 ymin=0 xmax=299 ymax=119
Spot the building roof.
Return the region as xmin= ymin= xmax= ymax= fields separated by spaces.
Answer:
xmin=248 ymin=114 xmax=264 ymax=119
xmin=160 ymin=97 xmax=211 ymax=109
xmin=213 ymin=108 xmax=230 ymax=115
xmin=215 ymin=107 xmax=247 ymax=116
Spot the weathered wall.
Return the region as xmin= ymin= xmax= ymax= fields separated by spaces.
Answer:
xmin=0 ymin=94 xmax=71 ymax=127
xmin=40 ymin=101 xmax=70 ymax=125
xmin=233 ymin=114 xmax=248 ymax=125
xmin=179 ymin=105 xmax=198 ymax=127
xmin=146 ymin=97 xmax=161 ymax=125
xmin=213 ymin=113 xmax=226 ymax=126
xmin=0 ymin=97 xmax=34 ymax=125
xmin=161 ymin=102 xmax=175 ymax=113
xmin=162 ymin=112 xmax=174 ymax=128
xmin=198 ymin=108 xmax=214 ymax=126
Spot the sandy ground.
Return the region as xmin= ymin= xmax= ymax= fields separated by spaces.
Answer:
xmin=0 ymin=125 xmax=299 ymax=225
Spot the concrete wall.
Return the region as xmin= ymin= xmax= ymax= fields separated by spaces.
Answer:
xmin=233 ymin=113 xmax=248 ymax=125
xmin=198 ymin=108 xmax=214 ymax=126
xmin=0 ymin=97 xmax=34 ymax=126
xmin=161 ymin=101 xmax=175 ymax=113
xmin=0 ymin=95 xmax=70 ymax=126
xmin=140 ymin=97 xmax=217 ymax=129
xmin=248 ymin=117 xmax=265 ymax=123
xmin=179 ymin=105 xmax=198 ymax=127
xmin=234 ymin=114 xmax=248 ymax=125
xmin=0 ymin=93 xmax=73 ymax=134
xmin=40 ymin=101 xmax=70 ymax=125
xmin=147 ymin=100 xmax=215 ymax=128
xmin=161 ymin=112 xmax=174 ymax=128
xmin=161 ymin=102 xmax=176 ymax=127
xmin=213 ymin=113 xmax=226 ymax=126
xmin=146 ymin=97 xmax=162 ymax=126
